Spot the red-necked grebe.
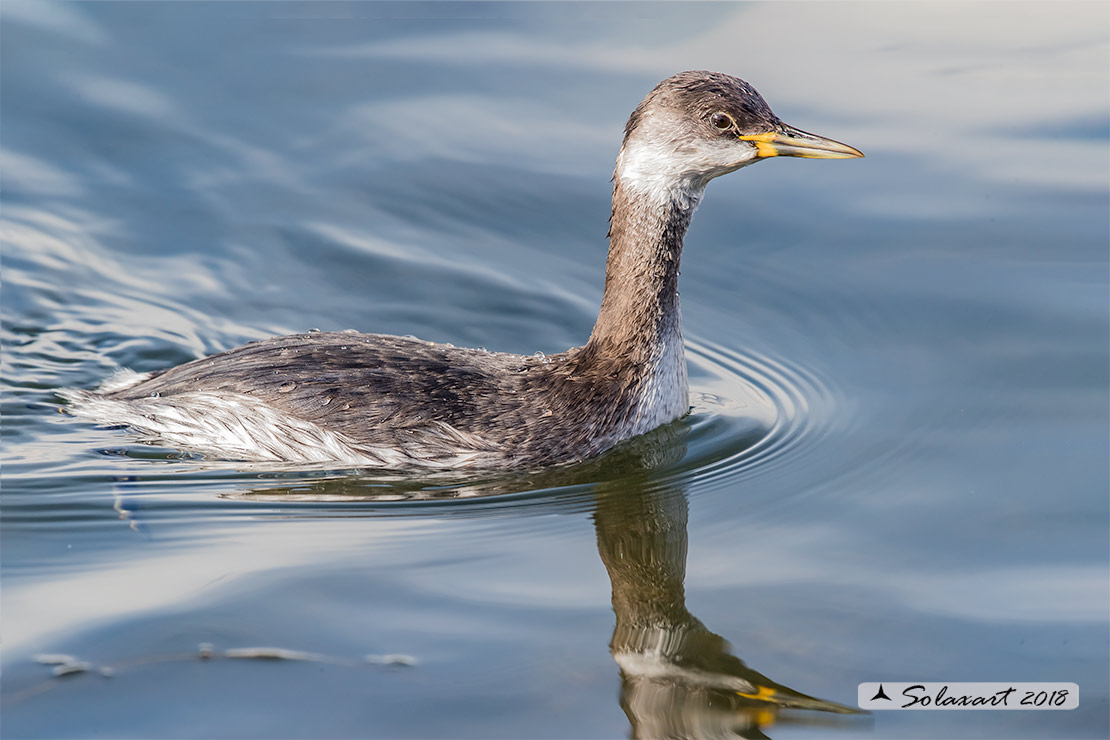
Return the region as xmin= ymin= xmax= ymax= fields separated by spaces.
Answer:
xmin=62 ymin=71 xmax=863 ymax=469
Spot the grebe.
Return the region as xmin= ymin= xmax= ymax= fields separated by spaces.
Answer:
xmin=62 ymin=71 xmax=862 ymax=469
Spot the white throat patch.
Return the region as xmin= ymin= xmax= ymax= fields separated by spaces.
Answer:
xmin=615 ymin=110 xmax=759 ymax=209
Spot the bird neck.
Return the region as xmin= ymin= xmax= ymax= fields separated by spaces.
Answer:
xmin=586 ymin=173 xmax=701 ymax=364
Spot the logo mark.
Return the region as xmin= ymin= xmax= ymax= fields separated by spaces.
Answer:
xmin=870 ymin=684 xmax=892 ymax=702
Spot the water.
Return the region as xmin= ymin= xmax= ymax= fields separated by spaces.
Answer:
xmin=2 ymin=2 xmax=1107 ymax=738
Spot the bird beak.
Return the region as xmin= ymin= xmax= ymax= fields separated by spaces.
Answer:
xmin=737 ymin=124 xmax=864 ymax=160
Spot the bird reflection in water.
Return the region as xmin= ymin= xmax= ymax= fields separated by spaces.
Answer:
xmin=578 ymin=428 xmax=858 ymax=738
xmin=197 ymin=421 xmax=863 ymax=738
xmin=595 ymin=479 xmax=857 ymax=738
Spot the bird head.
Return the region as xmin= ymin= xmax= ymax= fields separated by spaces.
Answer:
xmin=616 ymin=71 xmax=863 ymax=203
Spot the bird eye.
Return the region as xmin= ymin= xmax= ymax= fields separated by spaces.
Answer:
xmin=710 ymin=112 xmax=732 ymax=130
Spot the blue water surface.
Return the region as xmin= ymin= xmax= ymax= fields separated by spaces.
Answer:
xmin=2 ymin=2 xmax=1108 ymax=738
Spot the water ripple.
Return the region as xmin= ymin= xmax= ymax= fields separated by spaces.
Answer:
xmin=674 ymin=338 xmax=841 ymax=493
